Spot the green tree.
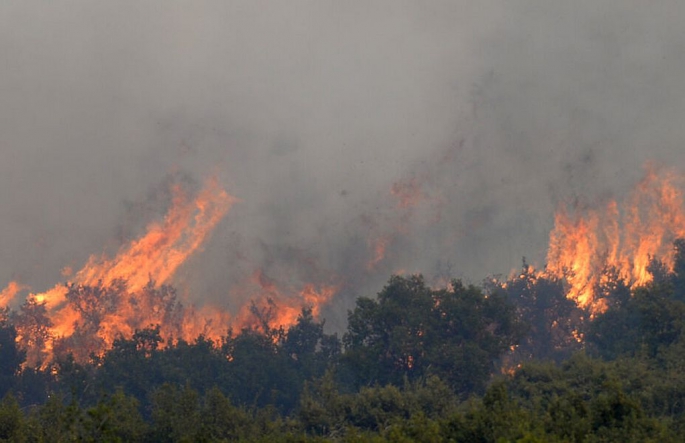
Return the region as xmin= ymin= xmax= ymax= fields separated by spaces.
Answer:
xmin=343 ymin=275 xmax=524 ymax=395
xmin=81 ymin=390 xmax=147 ymax=442
xmin=0 ymin=394 xmax=25 ymax=442
xmin=0 ymin=319 xmax=25 ymax=398
xmin=149 ymin=383 xmax=202 ymax=442
xmin=588 ymin=285 xmax=685 ymax=359
xmin=501 ymin=265 xmax=584 ymax=362
xmin=199 ymin=387 xmax=255 ymax=441
xmin=95 ymin=326 xmax=165 ymax=406
xmin=221 ymin=327 xmax=299 ymax=412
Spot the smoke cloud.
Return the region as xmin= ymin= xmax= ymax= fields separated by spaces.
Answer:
xmin=2 ymin=2 xmax=685 ymax=329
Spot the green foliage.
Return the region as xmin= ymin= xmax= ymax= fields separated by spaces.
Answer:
xmin=0 ymin=394 xmax=25 ymax=442
xmin=299 ymin=371 xmax=458 ymax=439
xmin=0 ymin=322 xmax=24 ymax=398
xmin=5 ymin=269 xmax=685 ymax=440
xmin=589 ymin=284 xmax=685 ymax=359
xmin=501 ymin=265 xmax=584 ymax=363
xmin=149 ymin=383 xmax=202 ymax=442
xmin=80 ymin=390 xmax=147 ymax=442
xmin=343 ymin=275 xmax=525 ymax=395
xmin=95 ymin=325 xmax=166 ymax=404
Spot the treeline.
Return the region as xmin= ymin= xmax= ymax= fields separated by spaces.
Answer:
xmin=2 ymin=247 xmax=685 ymax=441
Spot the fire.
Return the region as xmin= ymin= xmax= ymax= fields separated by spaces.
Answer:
xmin=0 ymin=175 xmax=341 ymax=365
xmin=1 ymin=177 xmax=239 ymax=364
xmin=0 ymin=281 xmax=26 ymax=308
xmin=544 ymin=164 xmax=685 ymax=311
xmin=8 ymin=179 xmax=236 ymax=364
xmin=367 ymin=236 xmax=390 ymax=270
xmin=73 ymin=177 xmax=234 ymax=293
xmin=231 ymin=270 xmax=338 ymax=332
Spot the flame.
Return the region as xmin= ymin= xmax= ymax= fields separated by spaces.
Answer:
xmin=0 ymin=281 xmax=26 ymax=308
xmin=5 ymin=175 xmax=341 ymax=365
xmin=11 ymin=177 xmax=237 ymax=364
xmin=74 ymin=177 xmax=234 ymax=293
xmin=231 ymin=270 xmax=338 ymax=332
xmin=367 ymin=236 xmax=390 ymax=270
xmin=544 ymin=165 xmax=685 ymax=311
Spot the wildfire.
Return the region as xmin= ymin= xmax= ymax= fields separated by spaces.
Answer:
xmin=0 ymin=176 xmax=341 ymax=365
xmin=0 ymin=177 xmax=237 ymax=364
xmin=544 ymin=165 xmax=685 ymax=311
xmin=231 ymin=270 xmax=338 ymax=332
xmin=0 ymin=281 xmax=26 ymax=308
xmin=7 ymin=160 xmax=684 ymax=364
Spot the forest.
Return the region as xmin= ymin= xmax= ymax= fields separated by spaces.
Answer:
xmin=2 ymin=246 xmax=685 ymax=442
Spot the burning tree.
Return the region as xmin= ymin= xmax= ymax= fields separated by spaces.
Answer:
xmin=544 ymin=165 xmax=685 ymax=312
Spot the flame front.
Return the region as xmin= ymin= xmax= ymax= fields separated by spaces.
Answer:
xmin=0 ymin=176 xmax=341 ymax=365
xmin=544 ymin=165 xmax=685 ymax=311
xmin=74 ymin=178 xmax=234 ymax=293
xmin=14 ymin=163 xmax=683 ymax=363
xmin=12 ymin=178 xmax=236 ymax=363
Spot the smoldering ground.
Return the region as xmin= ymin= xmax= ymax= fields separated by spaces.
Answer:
xmin=2 ymin=2 xmax=685 ymax=330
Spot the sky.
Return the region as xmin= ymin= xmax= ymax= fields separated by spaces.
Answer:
xmin=2 ymin=2 xmax=685 ymax=329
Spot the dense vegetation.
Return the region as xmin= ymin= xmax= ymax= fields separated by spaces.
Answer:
xmin=3 ymin=247 xmax=685 ymax=441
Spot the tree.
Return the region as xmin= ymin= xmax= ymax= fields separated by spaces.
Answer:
xmin=0 ymin=319 xmax=25 ymax=398
xmin=95 ymin=326 xmax=165 ymax=406
xmin=149 ymin=383 xmax=202 ymax=442
xmin=12 ymin=298 xmax=52 ymax=367
xmin=282 ymin=307 xmax=340 ymax=383
xmin=0 ymin=394 xmax=25 ymax=442
xmin=500 ymin=265 xmax=585 ymax=363
xmin=221 ymin=327 xmax=299 ymax=412
xmin=81 ymin=390 xmax=147 ymax=442
xmin=588 ymin=285 xmax=685 ymax=359
xmin=342 ymin=275 xmax=525 ymax=395
xmin=670 ymin=238 xmax=685 ymax=300
xmin=199 ymin=387 xmax=254 ymax=441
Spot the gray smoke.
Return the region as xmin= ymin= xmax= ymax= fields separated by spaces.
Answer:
xmin=2 ymin=1 xmax=685 ymax=330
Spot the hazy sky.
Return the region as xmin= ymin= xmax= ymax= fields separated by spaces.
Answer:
xmin=2 ymin=2 xmax=685 ymax=327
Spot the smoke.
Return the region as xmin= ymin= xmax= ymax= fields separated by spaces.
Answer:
xmin=2 ymin=2 xmax=685 ymax=330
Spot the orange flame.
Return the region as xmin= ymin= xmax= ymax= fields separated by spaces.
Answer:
xmin=231 ymin=270 xmax=338 ymax=332
xmin=544 ymin=165 xmax=685 ymax=311
xmin=0 ymin=281 xmax=26 ymax=308
xmin=75 ymin=177 xmax=235 ymax=293
xmin=12 ymin=177 xmax=237 ymax=364
xmin=367 ymin=236 xmax=390 ymax=270
xmin=5 ymin=176 xmax=341 ymax=365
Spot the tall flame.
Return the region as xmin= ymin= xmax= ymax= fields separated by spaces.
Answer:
xmin=545 ymin=165 xmax=685 ymax=311
xmin=1 ymin=177 xmax=237 ymax=364
xmin=0 ymin=176 xmax=341 ymax=365
xmin=0 ymin=282 xmax=26 ymax=309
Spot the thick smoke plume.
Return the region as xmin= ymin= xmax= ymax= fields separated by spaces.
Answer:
xmin=2 ymin=2 xmax=685 ymax=335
